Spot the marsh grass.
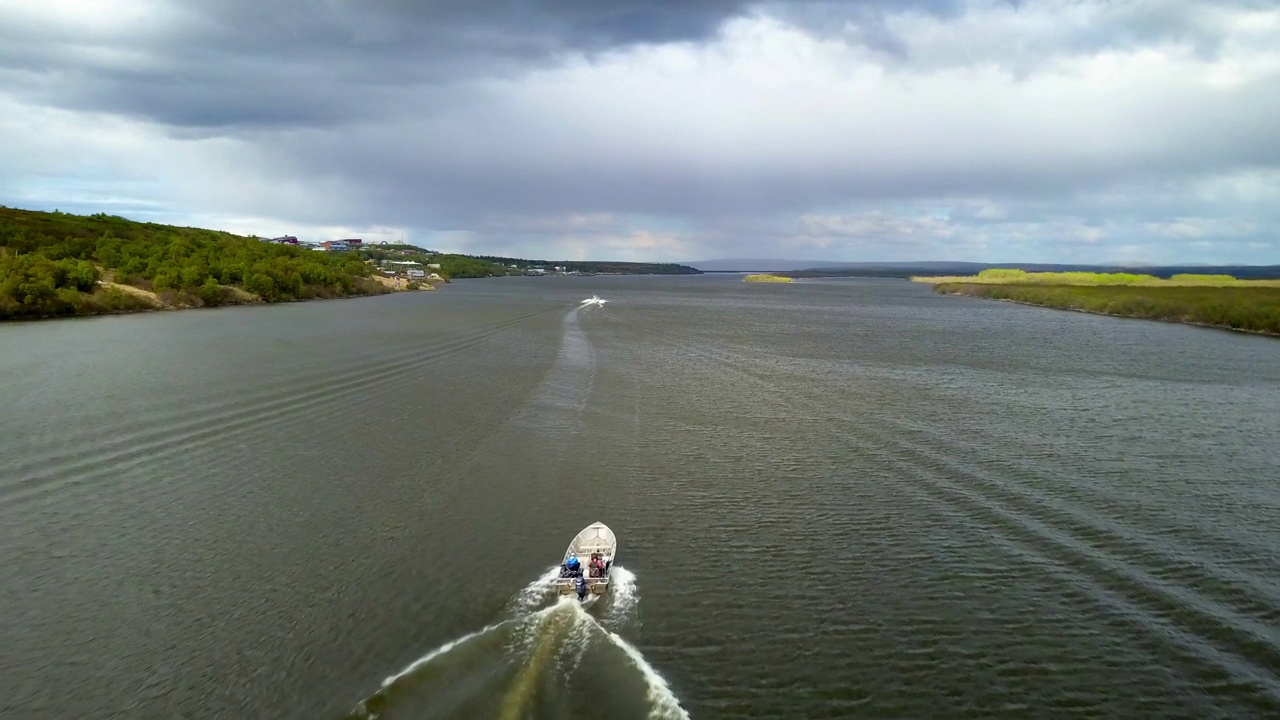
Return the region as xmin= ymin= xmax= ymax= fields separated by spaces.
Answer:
xmin=914 ymin=268 xmax=1280 ymax=287
xmin=743 ymin=273 xmax=794 ymax=283
xmin=935 ymin=283 xmax=1280 ymax=336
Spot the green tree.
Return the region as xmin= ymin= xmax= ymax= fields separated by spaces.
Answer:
xmin=244 ymin=272 xmax=276 ymax=300
xmin=66 ymin=260 xmax=99 ymax=291
xmin=197 ymin=277 xmax=223 ymax=306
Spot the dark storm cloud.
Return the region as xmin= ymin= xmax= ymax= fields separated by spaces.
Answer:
xmin=2 ymin=0 xmax=1278 ymax=263
xmin=0 ymin=0 xmax=968 ymax=129
xmin=0 ymin=0 xmax=1252 ymax=132
xmin=10 ymin=0 xmax=1262 ymax=131
xmin=1 ymin=1 xmax=748 ymax=128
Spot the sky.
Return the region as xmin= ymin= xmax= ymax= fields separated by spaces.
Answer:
xmin=1 ymin=0 xmax=1278 ymax=264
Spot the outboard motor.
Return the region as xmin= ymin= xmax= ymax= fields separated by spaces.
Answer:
xmin=574 ymin=576 xmax=587 ymax=601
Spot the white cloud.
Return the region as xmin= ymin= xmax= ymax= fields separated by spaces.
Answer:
xmin=0 ymin=0 xmax=175 ymax=34
xmin=1 ymin=1 xmax=1278 ymax=263
xmin=796 ymin=212 xmax=951 ymax=243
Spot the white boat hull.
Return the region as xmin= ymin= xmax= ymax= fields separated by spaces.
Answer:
xmin=557 ymin=521 xmax=617 ymax=604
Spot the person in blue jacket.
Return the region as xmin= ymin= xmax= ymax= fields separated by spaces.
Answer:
xmin=561 ymin=555 xmax=581 ymax=578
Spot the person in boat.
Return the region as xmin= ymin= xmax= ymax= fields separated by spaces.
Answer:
xmin=574 ymin=575 xmax=587 ymax=601
xmin=561 ymin=555 xmax=581 ymax=578
xmin=589 ymin=553 xmax=604 ymax=578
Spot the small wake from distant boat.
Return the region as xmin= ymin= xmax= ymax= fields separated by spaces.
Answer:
xmin=344 ymin=566 xmax=685 ymax=720
xmin=512 ymin=303 xmax=598 ymax=435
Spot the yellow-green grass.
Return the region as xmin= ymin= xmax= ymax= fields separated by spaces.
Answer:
xmin=935 ymin=283 xmax=1280 ymax=336
xmin=913 ymin=268 xmax=1280 ymax=287
xmin=743 ymin=273 xmax=794 ymax=283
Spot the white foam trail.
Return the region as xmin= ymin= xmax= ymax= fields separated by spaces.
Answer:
xmin=505 ymin=595 xmax=577 ymax=660
xmin=602 ymin=630 xmax=690 ymax=720
xmin=380 ymin=620 xmax=507 ymax=687
xmin=603 ymin=566 xmax=640 ymax=627
xmin=517 ymin=569 xmax=685 ymax=720
xmin=507 ymin=565 xmax=562 ymax=616
xmin=498 ymin=599 xmax=584 ymax=720
xmin=383 ymin=570 xmax=563 ymax=688
xmin=363 ymin=569 xmax=687 ymax=720
xmin=559 ymin=600 xmax=598 ymax=681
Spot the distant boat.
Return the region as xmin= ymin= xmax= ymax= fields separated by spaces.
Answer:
xmin=579 ymin=295 xmax=608 ymax=306
xmin=557 ymin=522 xmax=617 ymax=606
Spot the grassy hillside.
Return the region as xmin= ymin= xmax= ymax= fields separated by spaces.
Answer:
xmin=0 ymin=207 xmax=389 ymax=320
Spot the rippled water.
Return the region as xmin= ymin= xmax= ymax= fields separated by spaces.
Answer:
xmin=2 ymin=275 xmax=1278 ymax=719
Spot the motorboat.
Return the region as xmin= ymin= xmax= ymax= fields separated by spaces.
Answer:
xmin=579 ymin=295 xmax=608 ymax=306
xmin=557 ymin=522 xmax=617 ymax=606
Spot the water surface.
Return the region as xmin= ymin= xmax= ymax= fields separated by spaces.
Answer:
xmin=3 ymin=275 xmax=1278 ymax=718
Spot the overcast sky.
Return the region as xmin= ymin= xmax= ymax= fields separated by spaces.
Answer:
xmin=2 ymin=0 xmax=1278 ymax=263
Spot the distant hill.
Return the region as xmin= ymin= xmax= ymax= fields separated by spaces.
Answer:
xmin=686 ymin=258 xmax=855 ymax=272
xmin=472 ymin=255 xmax=701 ymax=275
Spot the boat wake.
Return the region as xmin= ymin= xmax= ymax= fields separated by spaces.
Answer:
xmin=345 ymin=567 xmax=686 ymax=720
xmin=512 ymin=304 xmax=597 ymax=436
xmin=603 ymin=566 xmax=640 ymax=627
xmin=600 ymin=628 xmax=689 ymax=720
xmin=504 ymin=565 xmax=564 ymax=616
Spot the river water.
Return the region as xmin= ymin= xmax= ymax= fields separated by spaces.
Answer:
xmin=2 ymin=275 xmax=1278 ymax=719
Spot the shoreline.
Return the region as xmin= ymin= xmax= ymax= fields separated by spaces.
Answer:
xmin=0 ymin=279 xmax=443 ymax=324
xmin=2 ymin=205 xmax=697 ymax=323
xmin=933 ymin=285 xmax=1280 ymax=339
xmin=0 ymin=206 xmax=469 ymax=323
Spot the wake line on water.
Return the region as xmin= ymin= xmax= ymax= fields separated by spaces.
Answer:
xmin=511 ymin=304 xmax=599 ymax=435
xmin=347 ymin=566 xmax=687 ymax=720
xmin=379 ymin=618 xmax=511 ymax=689
xmin=500 ymin=596 xmax=689 ymax=720
xmin=602 ymin=628 xmax=691 ymax=720
xmin=603 ymin=566 xmax=640 ymax=625
xmin=498 ymin=597 xmax=582 ymax=720
xmin=506 ymin=565 xmax=564 ymax=616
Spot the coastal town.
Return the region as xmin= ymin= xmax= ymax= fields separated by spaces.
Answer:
xmin=253 ymin=233 xmax=686 ymax=278
xmin=255 ymin=234 xmax=583 ymax=285
xmin=257 ymin=234 xmax=446 ymax=286
xmin=258 ymin=234 xmax=369 ymax=253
